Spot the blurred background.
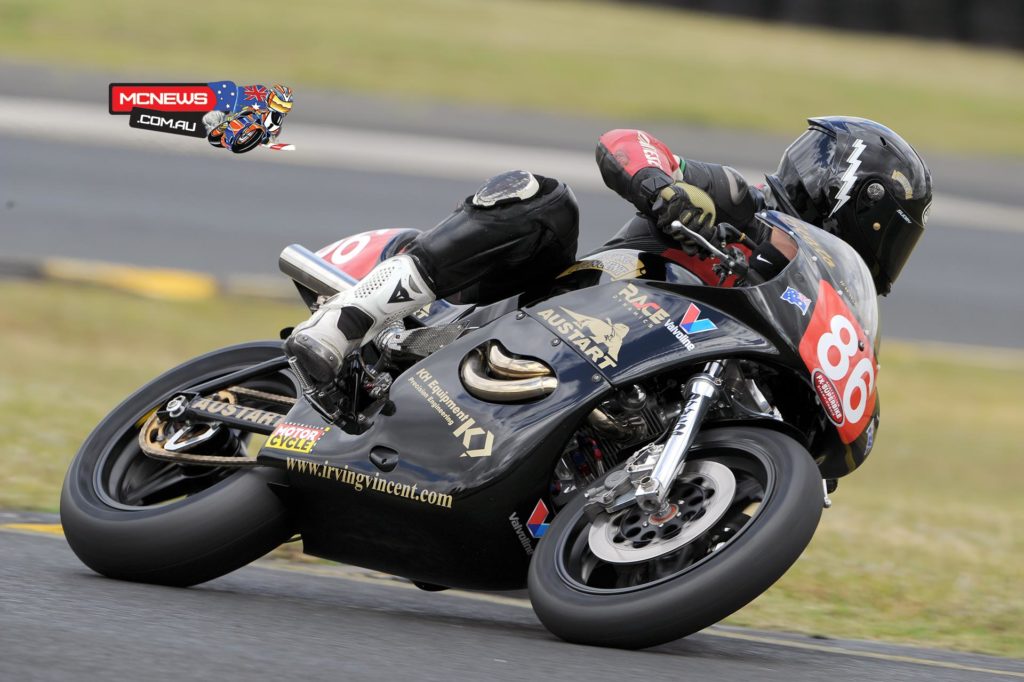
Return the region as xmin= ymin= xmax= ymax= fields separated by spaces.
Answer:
xmin=1 ymin=0 xmax=1021 ymax=666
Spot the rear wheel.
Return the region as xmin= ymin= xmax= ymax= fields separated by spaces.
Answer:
xmin=528 ymin=426 xmax=822 ymax=649
xmin=60 ymin=342 xmax=295 ymax=587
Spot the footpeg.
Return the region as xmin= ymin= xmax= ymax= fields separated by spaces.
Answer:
xmin=288 ymin=356 xmax=343 ymax=422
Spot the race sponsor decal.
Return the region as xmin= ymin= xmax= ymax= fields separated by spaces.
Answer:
xmin=535 ymin=307 xmax=629 ymax=369
xmin=680 ymin=304 xmax=717 ymax=334
xmin=190 ymin=398 xmax=283 ymax=428
xmin=780 ymin=286 xmax=812 ymax=315
xmin=798 ymin=280 xmax=877 ymax=443
xmin=614 ymin=283 xmax=695 ymax=351
xmin=265 ymin=422 xmax=329 ymax=454
xmin=526 ymin=499 xmax=551 ymax=539
xmin=316 ymin=229 xmax=401 ymax=281
xmin=285 ymin=458 xmax=453 ymax=509
xmin=812 ymin=370 xmax=844 ymax=425
xmin=558 ymin=251 xmax=646 ymax=282
xmin=508 ymin=512 xmax=534 ymax=556
xmin=406 ymin=368 xmax=494 ymax=458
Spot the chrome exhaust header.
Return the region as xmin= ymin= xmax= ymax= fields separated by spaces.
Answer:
xmin=486 ymin=343 xmax=551 ymax=379
xmin=461 ymin=344 xmax=557 ymax=402
xmin=278 ymin=244 xmax=358 ymax=298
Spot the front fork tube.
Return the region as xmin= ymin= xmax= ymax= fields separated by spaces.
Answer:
xmin=635 ymin=361 xmax=725 ymax=512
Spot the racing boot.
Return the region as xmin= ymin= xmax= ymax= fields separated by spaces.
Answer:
xmin=285 ymin=254 xmax=435 ymax=383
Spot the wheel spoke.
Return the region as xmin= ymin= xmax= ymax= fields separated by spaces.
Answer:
xmin=119 ymin=460 xmax=229 ymax=506
xmin=559 ymin=450 xmax=773 ymax=593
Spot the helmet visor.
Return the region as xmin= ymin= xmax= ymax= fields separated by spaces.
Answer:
xmin=854 ymin=182 xmax=927 ymax=292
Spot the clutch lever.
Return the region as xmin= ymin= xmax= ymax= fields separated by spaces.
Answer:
xmin=670 ymin=220 xmax=750 ymax=279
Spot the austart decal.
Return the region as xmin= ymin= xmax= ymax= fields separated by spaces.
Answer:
xmin=265 ymin=422 xmax=329 ymax=454
xmin=190 ymin=398 xmax=283 ymax=428
xmin=407 ymin=368 xmax=494 ymax=457
xmin=798 ymin=280 xmax=877 ymax=443
xmin=536 ymin=307 xmax=629 ymax=369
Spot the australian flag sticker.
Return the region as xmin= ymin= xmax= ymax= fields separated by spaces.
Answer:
xmin=780 ymin=287 xmax=812 ymax=315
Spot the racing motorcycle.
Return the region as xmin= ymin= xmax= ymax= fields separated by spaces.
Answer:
xmin=61 ymin=211 xmax=881 ymax=649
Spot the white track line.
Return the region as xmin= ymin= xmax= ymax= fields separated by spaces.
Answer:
xmin=2 ymin=97 xmax=1020 ymax=234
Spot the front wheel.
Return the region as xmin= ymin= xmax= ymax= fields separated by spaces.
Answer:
xmin=60 ymin=342 xmax=295 ymax=587
xmin=528 ymin=426 xmax=823 ymax=649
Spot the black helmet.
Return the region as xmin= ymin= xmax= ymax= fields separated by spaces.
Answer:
xmin=766 ymin=116 xmax=932 ymax=295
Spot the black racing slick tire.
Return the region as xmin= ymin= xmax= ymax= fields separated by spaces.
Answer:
xmin=60 ymin=342 xmax=294 ymax=587
xmin=528 ymin=426 xmax=823 ymax=649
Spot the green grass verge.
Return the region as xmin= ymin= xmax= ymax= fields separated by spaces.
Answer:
xmin=1 ymin=280 xmax=1021 ymax=656
xmin=1 ymin=0 xmax=1023 ymax=156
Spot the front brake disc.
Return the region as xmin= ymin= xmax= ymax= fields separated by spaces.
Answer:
xmin=587 ymin=460 xmax=736 ymax=564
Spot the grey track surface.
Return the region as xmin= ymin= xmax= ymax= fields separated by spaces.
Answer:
xmin=2 ymin=516 xmax=1021 ymax=682
xmin=3 ymin=61 xmax=1024 ymax=348
xmin=4 ymin=59 xmax=1024 ymax=206
xmin=2 ymin=131 xmax=1022 ymax=349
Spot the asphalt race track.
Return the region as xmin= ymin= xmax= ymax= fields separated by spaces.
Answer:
xmin=2 ymin=516 xmax=1021 ymax=682
xmin=3 ymin=133 xmax=1024 ymax=350
xmin=1 ymin=64 xmax=1023 ymax=348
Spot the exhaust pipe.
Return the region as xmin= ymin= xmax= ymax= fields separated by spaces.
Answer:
xmin=461 ymin=346 xmax=557 ymax=402
xmin=279 ymin=244 xmax=358 ymax=298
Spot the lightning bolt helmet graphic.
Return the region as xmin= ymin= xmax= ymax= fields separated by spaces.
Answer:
xmin=829 ymin=138 xmax=865 ymax=218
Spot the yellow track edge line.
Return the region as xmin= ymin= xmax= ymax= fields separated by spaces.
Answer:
xmin=41 ymin=258 xmax=218 ymax=301
xmin=3 ymin=525 xmax=1021 ymax=676
xmin=1 ymin=522 xmax=65 ymax=536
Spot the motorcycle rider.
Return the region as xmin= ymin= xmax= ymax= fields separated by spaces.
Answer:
xmin=285 ymin=116 xmax=932 ymax=385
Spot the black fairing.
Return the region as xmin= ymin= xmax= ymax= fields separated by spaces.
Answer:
xmin=258 ymin=212 xmax=880 ymax=589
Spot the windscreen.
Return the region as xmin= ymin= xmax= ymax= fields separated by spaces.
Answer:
xmin=760 ymin=212 xmax=880 ymax=346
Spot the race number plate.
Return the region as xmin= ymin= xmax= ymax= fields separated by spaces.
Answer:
xmin=316 ymin=229 xmax=403 ymax=281
xmin=798 ymin=280 xmax=878 ymax=443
